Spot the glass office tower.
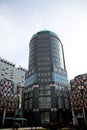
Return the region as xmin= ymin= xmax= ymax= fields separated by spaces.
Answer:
xmin=24 ymin=30 xmax=71 ymax=127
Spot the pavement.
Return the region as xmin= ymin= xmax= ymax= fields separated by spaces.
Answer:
xmin=0 ymin=127 xmax=84 ymax=130
xmin=0 ymin=127 xmax=46 ymax=130
xmin=56 ymin=127 xmax=82 ymax=130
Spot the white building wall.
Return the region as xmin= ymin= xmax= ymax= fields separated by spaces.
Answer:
xmin=0 ymin=57 xmax=27 ymax=91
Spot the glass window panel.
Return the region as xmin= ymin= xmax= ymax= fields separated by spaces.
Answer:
xmin=39 ymin=97 xmax=51 ymax=108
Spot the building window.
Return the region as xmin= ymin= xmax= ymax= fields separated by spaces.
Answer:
xmin=39 ymin=97 xmax=51 ymax=109
xmin=39 ymin=90 xmax=50 ymax=96
xmin=29 ymin=98 xmax=33 ymax=109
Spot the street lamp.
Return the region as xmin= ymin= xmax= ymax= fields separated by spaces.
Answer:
xmin=78 ymin=84 xmax=87 ymax=126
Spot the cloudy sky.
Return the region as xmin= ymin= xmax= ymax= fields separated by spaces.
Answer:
xmin=0 ymin=0 xmax=87 ymax=80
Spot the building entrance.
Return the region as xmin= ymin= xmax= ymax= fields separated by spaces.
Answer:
xmin=41 ymin=112 xmax=50 ymax=123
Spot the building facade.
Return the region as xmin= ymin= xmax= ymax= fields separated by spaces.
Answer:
xmin=24 ymin=30 xmax=71 ymax=126
xmin=0 ymin=78 xmax=18 ymax=128
xmin=70 ymin=74 xmax=87 ymax=126
xmin=0 ymin=57 xmax=27 ymax=91
xmin=0 ymin=57 xmax=27 ymax=128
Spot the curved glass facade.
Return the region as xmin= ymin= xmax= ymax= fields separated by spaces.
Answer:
xmin=25 ymin=30 xmax=68 ymax=86
xmin=51 ymin=36 xmax=65 ymax=69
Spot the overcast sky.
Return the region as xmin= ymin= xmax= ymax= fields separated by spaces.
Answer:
xmin=0 ymin=0 xmax=87 ymax=80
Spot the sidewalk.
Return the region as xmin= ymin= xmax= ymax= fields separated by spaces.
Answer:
xmin=59 ymin=127 xmax=83 ymax=130
xmin=0 ymin=127 xmax=83 ymax=130
xmin=0 ymin=127 xmax=47 ymax=130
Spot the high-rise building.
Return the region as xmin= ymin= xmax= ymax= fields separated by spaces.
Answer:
xmin=0 ymin=57 xmax=27 ymax=91
xmin=24 ymin=30 xmax=71 ymax=127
